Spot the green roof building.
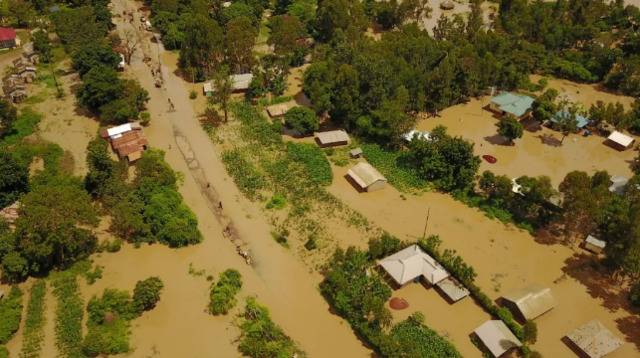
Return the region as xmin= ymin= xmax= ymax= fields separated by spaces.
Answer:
xmin=489 ymin=92 xmax=535 ymax=118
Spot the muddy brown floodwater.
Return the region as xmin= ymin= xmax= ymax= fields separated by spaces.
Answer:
xmin=328 ymin=162 xmax=639 ymax=357
xmin=414 ymin=93 xmax=637 ymax=188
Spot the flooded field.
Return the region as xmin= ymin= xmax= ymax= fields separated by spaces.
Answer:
xmin=328 ymin=163 xmax=639 ymax=357
xmin=414 ymin=91 xmax=637 ymax=187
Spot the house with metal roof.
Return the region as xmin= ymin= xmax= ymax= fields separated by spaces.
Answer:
xmin=346 ymin=162 xmax=387 ymax=192
xmin=489 ymin=92 xmax=535 ymax=119
xmin=584 ymin=235 xmax=606 ymax=254
xmin=474 ymin=320 xmax=522 ymax=357
xmin=315 ymin=130 xmax=350 ymax=147
xmin=502 ymin=284 xmax=556 ymax=321
xmin=377 ymin=244 xmax=449 ymax=286
xmin=606 ymin=131 xmax=635 ymax=150
xmin=566 ymin=320 xmax=623 ymax=358
xmin=203 ymin=73 xmax=253 ymax=95
xmin=550 ymin=110 xmax=590 ymax=129
xmin=0 ymin=28 xmax=17 ymax=49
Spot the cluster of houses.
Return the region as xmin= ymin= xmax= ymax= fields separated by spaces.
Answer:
xmin=488 ymin=92 xmax=636 ymax=151
xmin=3 ymin=42 xmax=38 ymax=104
xmin=376 ymin=244 xmax=624 ymax=358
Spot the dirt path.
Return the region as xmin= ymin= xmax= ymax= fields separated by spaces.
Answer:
xmin=98 ymin=0 xmax=371 ymax=356
xmin=328 ymin=163 xmax=639 ymax=357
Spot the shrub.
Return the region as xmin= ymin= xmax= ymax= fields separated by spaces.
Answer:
xmin=0 ymin=286 xmax=23 ymax=344
xmin=523 ymin=320 xmax=538 ymax=344
xmin=189 ymin=90 xmax=197 ymax=99
xmin=132 ymin=277 xmax=164 ymax=314
xmin=208 ymin=269 xmax=242 ymax=315
xmin=84 ymin=265 xmax=103 ymax=285
xmin=265 ymin=194 xmax=287 ymax=209
xmin=20 ymin=281 xmax=47 ymax=358
xmin=368 ymin=232 xmax=404 ymax=260
xmin=238 ymin=298 xmax=305 ymax=357
xmin=630 ymin=281 xmax=640 ymax=307
xmin=304 ymin=235 xmax=317 ymax=250
xmin=380 ymin=313 xmax=461 ymax=357
xmin=283 ymin=107 xmax=319 ymax=136
xmin=140 ymin=112 xmax=151 ymax=126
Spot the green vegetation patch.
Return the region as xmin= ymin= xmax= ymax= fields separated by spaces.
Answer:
xmin=221 ymin=149 xmax=266 ymax=200
xmin=361 ymin=143 xmax=428 ymax=192
xmin=52 ymin=273 xmax=84 ymax=358
xmin=237 ymin=297 xmax=306 ymax=358
xmin=208 ymin=269 xmax=243 ymax=315
xmin=0 ymin=286 xmax=23 ymax=344
xmin=0 ymin=108 xmax=42 ymax=147
xmin=386 ymin=313 xmax=461 ymax=357
xmin=285 ymin=142 xmax=332 ymax=186
xmin=20 ymin=281 xmax=47 ymax=358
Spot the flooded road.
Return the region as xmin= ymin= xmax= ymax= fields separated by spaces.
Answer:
xmin=89 ymin=0 xmax=372 ymax=356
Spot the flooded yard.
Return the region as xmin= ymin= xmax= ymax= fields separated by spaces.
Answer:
xmin=328 ymin=164 xmax=639 ymax=357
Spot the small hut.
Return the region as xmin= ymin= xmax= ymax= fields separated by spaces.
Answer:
xmin=266 ymin=101 xmax=296 ymax=118
xmin=502 ymin=284 xmax=556 ymax=321
xmin=474 ymin=320 xmax=522 ymax=357
xmin=440 ymin=0 xmax=455 ymax=10
xmin=584 ymin=235 xmax=606 ymax=254
xmin=566 ymin=320 xmax=623 ymax=358
xmin=100 ymin=123 xmax=148 ymax=162
xmin=435 ymin=277 xmax=469 ymax=303
xmin=606 ymin=131 xmax=634 ymax=150
xmin=347 ymin=162 xmax=387 ymax=192
xmin=315 ymin=130 xmax=350 ymax=147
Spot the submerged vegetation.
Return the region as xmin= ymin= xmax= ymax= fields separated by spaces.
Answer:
xmin=237 ymin=297 xmax=306 ymax=358
xmin=208 ymin=269 xmax=243 ymax=315
xmin=20 ymin=281 xmax=47 ymax=358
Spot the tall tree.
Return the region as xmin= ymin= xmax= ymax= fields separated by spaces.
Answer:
xmin=225 ymin=16 xmax=257 ymax=74
xmin=0 ymin=99 xmax=18 ymax=139
xmin=179 ymin=14 xmax=224 ymax=82
xmin=0 ymin=151 xmax=28 ymax=208
xmin=496 ymin=114 xmax=524 ymax=144
xmin=209 ymin=68 xmax=234 ymax=123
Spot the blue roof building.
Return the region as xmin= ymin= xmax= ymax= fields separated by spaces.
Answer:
xmin=551 ymin=110 xmax=590 ymax=129
xmin=489 ymin=93 xmax=535 ymax=118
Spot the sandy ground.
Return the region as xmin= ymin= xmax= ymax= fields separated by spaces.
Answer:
xmin=414 ymin=94 xmax=637 ymax=188
xmin=328 ymin=162 xmax=639 ymax=357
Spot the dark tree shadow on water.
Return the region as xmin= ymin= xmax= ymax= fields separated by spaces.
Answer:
xmin=616 ymin=315 xmax=640 ymax=350
xmin=536 ymin=133 xmax=563 ymax=147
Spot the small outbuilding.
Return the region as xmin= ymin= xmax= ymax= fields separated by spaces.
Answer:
xmin=378 ymin=244 xmax=450 ymax=286
xmin=435 ymin=277 xmax=469 ymax=303
xmin=502 ymin=284 xmax=556 ymax=321
xmin=315 ymin=130 xmax=350 ymax=147
xmin=203 ymin=73 xmax=253 ymax=95
xmin=349 ymin=147 xmax=363 ymax=159
xmin=584 ymin=235 xmax=606 ymax=254
xmin=266 ymin=101 xmax=296 ymax=118
xmin=489 ymin=92 xmax=535 ymax=119
xmin=474 ymin=320 xmax=522 ymax=357
xmin=0 ymin=27 xmax=17 ymax=49
xmin=347 ymin=162 xmax=387 ymax=192
xmin=606 ymin=131 xmax=635 ymax=150
xmin=566 ymin=320 xmax=623 ymax=358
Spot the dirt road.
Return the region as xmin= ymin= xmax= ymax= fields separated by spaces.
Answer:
xmin=101 ymin=0 xmax=371 ymax=356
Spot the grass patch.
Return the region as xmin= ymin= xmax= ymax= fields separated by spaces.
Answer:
xmin=0 ymin=286 xmax=23 ymax=345
xmin=286 ymin=142 xmax=332 ymax=186
xmin=208 ymin=269 xmax=242 ymax=315
xmin=51 ymin=272 xmax=84 ymax=358
xmin=237 ymin=298 xmax=306 ymax=358
xmin=266 ymin=193 xmax=287 ymax=209
xmin=0 ymin=108 xmax=42 ymax=146
xmin=20 ymin=281 xmax=47 ymax=358
xmin=221 ymin=149 xmax=266 ymax=200
xmin=23 ymin=90 xmax=48 ymax=105
xmin=361 ymin=143 xmax=429 ymax=192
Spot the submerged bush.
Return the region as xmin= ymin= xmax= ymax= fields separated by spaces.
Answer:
xmin=209 ymin=269 xmax=242 ymax=315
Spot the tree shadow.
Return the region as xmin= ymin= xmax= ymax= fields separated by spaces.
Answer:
xmin=561 ymin=253 xmax=630 ymax=312
xmin=533 ymin=225 xmax=564 ymax=246
xmin=536 ymin=134 xmax=563 ymax=147
xmin=484 ymin=134 xmax=509 ymax=146
xmin=521 ymin=117 xmax=542 ymax=132
xmin=616 ymin=314 xmax=640 ymax=350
